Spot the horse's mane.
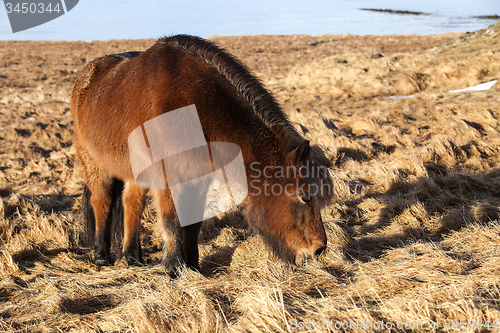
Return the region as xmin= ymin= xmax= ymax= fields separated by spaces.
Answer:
xmin=156 ymin=34 xmax=303 ymax=150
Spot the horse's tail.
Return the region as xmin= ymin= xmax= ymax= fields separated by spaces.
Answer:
xmin=81 ymin=178 xmax=125 ymax=258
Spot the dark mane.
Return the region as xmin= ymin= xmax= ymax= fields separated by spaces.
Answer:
xmin=157 ymin=34 xmax=303 ymax=150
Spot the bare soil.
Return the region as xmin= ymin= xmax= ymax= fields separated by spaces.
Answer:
xmin=1 ymin=23 xmax=500 ymax=332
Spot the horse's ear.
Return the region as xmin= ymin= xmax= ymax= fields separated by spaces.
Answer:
xmin=286 ymin=140 xmax=310 ymax=166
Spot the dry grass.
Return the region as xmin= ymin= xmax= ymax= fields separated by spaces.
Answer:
xmin=1 ymin=23 xmax=500 ymax=332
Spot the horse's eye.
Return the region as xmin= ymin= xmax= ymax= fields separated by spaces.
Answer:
xmin=299 ymin=195 xmax=311 ymax=204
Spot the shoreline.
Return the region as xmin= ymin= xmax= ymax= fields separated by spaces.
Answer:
xmin=0 ymin=30 xmax=465 ymax=42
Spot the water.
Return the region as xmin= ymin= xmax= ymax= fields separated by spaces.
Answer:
xmin=0 ymin=0 xmax=499 ymax=41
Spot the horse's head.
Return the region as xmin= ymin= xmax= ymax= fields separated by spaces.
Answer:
xmin=247 ymin=139 xmax=328 ymax=265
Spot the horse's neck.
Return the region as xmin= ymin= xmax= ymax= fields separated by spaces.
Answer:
xmin=237 ymin=127 xmax=285 ymax=175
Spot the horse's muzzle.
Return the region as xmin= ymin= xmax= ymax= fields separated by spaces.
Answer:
xmin=295 ymin=242 xmax=327 ymax=266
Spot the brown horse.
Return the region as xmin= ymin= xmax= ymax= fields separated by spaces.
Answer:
xmin=71 ymin=35 xmax=328 ymax=277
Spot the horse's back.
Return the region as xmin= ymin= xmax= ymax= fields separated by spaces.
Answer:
xmin=72 ymin=52 xmax=141 ymax=112
xmin=71 ymin=42 xmax=258 ymax=180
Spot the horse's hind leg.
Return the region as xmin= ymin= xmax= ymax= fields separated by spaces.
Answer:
xmin=78 ymin=148 xmax=117 ymax=265
xmin=122 ymin=181 xmax=147 ymax=265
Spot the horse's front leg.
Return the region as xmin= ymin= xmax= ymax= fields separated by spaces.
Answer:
xmin=154 ymin=189 xmax=186 ymax=278
xmin=155 ymin=181 xmax=207 ymax=277
xmin=122 ymin=181 xmax=147 ymax=265
xmin=182 ymin=222 xmax=202 ymax=272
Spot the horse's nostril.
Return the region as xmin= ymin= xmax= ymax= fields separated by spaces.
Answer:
xmin=314 ymin=246 xmax=326 ymax=256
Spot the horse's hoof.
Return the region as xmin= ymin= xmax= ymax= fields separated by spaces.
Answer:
xmin=125 ymin=254 xmax=145 ymax=267
xmin=164 ymin=263 xmax=182 ymax=279
xmin=123 ymin=240 xmax=143 ymax=267
xmin=188 ymin=263 xmax=201 ymax=273
xmin=93 ymin=253 xmax=111 ymax=266
xmin=167 ymin=268 xmax=181 ymax=279
xmin=162 ymin=258 xmax=185 ymax=279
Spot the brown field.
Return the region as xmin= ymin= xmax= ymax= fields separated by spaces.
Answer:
xmin=1 ymin=22 xmax=500 ymax=332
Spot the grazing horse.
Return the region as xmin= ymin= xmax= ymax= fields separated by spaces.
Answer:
xmin=71 ymin=35 xmax=328 ymax=277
